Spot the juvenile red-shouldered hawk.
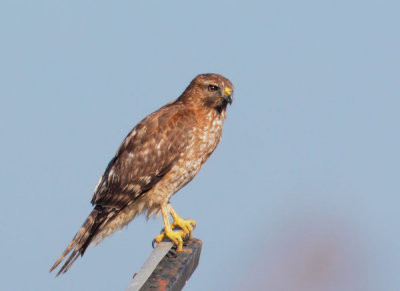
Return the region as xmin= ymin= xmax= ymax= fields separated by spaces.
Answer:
xmin=50 ymin=73 xmax=233 ymax=275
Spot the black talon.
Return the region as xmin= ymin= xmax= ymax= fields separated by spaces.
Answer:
xmin=167 ymin=248 xmax=178 ymax=258
xmin=182 ymin=233 xmax=189 ymax=242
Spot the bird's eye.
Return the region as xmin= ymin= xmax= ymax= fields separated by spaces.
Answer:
xmin=208 ymin=84 xmax=219 ymax=92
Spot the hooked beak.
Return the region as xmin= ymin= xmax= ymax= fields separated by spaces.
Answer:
xmin=223 ymin=87 xmax=233 ymax=104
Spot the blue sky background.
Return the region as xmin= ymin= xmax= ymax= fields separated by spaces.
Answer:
xmin=1 ymin=1 xmax=399 ymax=290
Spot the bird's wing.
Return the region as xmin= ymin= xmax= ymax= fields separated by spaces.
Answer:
xmin=91 ymin=103 xmax=196 ymax=209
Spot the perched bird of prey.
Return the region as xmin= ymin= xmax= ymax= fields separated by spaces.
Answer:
xmin=50 ymin=73 xmax=233 ymax=276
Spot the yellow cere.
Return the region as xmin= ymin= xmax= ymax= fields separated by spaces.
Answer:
xmin=224 ymin=87 xmax=232 ymax=95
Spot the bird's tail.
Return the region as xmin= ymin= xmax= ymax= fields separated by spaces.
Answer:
xmin=49 ymin=206 xmax=115 ymax=276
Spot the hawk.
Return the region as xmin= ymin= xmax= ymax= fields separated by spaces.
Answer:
xmin=50 ymin=73 xmax=233 ymax=275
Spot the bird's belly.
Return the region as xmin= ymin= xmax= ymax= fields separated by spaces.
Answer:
xmin=149 ymin=128 xmax=222 ymax=205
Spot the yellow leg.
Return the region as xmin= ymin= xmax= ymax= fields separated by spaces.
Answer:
xmin=170 ymin=206 xmax=196 ymax=239
xmin=153 ymin=204 xmax=196 ymax=251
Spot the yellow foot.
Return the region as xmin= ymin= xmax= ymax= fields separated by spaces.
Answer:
xmin=153 ymin=204 xmax=197 ymax=251
xmin=154 ymin=227 xmax=186 ymax=251
xmin=172 ymin=216 xmax=196 ymax=239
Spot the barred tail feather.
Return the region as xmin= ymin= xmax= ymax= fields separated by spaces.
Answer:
xmin=49 ymin=206 xmax=114 ymax=276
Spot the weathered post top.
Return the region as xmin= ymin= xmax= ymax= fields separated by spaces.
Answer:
xmin=126 ymin=238 xmax=202 ymax=291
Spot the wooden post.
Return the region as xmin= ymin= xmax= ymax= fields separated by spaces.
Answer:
xmin=126 ymin=238 xmax=202 ymax=291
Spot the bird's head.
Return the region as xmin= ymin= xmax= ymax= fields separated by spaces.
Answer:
xmin=179 ymin=73 xmax=234 ymax=109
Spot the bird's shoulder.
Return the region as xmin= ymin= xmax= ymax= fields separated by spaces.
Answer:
xmin=121 ymin=101 xmax=198 ymax=150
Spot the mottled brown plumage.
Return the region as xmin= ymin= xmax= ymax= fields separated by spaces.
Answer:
xmin=50 ymin=73 xmax=233 ymax=275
